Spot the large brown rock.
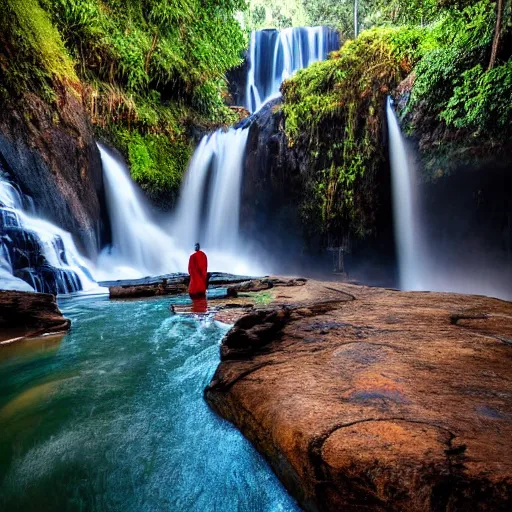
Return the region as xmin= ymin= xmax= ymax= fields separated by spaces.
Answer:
xmin=0 ymin=290 xmax=70 ymax=340
xmin=205 ymin=281 xmax=512 ymax=511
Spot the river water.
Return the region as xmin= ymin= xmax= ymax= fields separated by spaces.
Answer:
xmin=0 ymin=295 xmax=299 ymax=511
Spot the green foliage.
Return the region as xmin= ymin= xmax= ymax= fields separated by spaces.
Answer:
xmin=406 ymin=0 xmax=510 ymax=137
xmin=42 ymin=0 xmax=248 ymax=98
xmin=441 ymin=61 xmax=512 ymax=131
xmin=1 ymin=0 xmax=248 ymax=194
xmin=192 ymin=80 xmax=239 ymax=125
xmin=282 ymin=26 xmax=418 ymax=239
xmin=104 ymin=127 xmax=192 ymax=198
xmin=0 ymin=0 xmax=77 ymax=102
xmin=9 ymin=0 xmax=77 ymax=79
xmin=245 ymin=0 xmax=308 ymax=29
xmin=244 ymin=290 xmax=273 ymax=304
xmin=245 ymin=0 xmax=439 ymax=34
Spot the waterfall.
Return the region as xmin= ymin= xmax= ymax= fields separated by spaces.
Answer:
xmin=1 ymin=26 xmax=339 ymax=294
xmin=386 ymin=97 xmax=426 ymax=290
xmin=204 ymin=129 xmax=250 ymax=251
xmin=96 ymin=144 xmax=187 ymax=279
xmin=0 ymin=174 xmax=97 ymax=294
xmin=245 ymin=26 xmax=339 ymax=112
xmin=171 ymin=128 xmax=255 ymax=274
xmin=387 ymin=98 xmax=512 ymax=300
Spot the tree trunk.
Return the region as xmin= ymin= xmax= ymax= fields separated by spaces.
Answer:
xmin=488 ymin=0 xmax=504 ymax=70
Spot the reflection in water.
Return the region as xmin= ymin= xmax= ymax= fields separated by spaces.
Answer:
xmin=191 ymin=295 xmax=208 ymax=314
xmin=0 ymin=295 xmax=298 ymax=512
xmin=0 ymin=332 xmax=65 ymax=364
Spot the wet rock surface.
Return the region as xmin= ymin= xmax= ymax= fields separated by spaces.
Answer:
xmin=102 ymin=272 xmax=262 ymax=299
xmin=0 ymin=290 xmax=70 ymax=342
xmin=205 ymin=280 xmax=512 ymax=511
xmin=0 ymin=88 xmax=107 ymax=256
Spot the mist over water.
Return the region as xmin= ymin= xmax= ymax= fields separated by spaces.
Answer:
xmin=171 ymin=128 xmax=262 ymax=275
xmin=387 ymin=98 xmax=512 ymax=300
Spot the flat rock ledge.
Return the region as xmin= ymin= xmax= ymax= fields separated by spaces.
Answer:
xmin=102 ymin=272 xmax=264 ymax=299
xmin=0 ymin=290 xmax=70 ymax=343
xmin=205 ymin=280 xmax=512 ymax=511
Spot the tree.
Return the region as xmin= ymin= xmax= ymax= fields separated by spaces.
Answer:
xmin=354 ymin=0 xmax=358 ymax=37
xmin=488 ymin=0 xmax=504 ymax=70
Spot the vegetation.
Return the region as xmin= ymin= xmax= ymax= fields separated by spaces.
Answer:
xmin=244 ymin=0 xmax=308 ymax=29
xmin=280 ymin=0 xmax=512 ymax=243
xmin=1 ymin=0 xmax=248 ymax=200
xmin=407 ymin=0 xmax=512 ymax=136
xmin=281 ymin=26 xmax=424 ymax=240
xmin=245 ymin=0 xmax=439 ymax=35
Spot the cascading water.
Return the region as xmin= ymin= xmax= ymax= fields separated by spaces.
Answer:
xmin=386 ymin=97 xmax=426 ymax=290
xmin=387 ymin=97 xmax=512 ymax=300
xmin=1 ymin=26 xmax=340 ymax=293
xmin=171 ymin=26 xmax=338 ymax=273
xmin=0 ymin=174 xmax=97 ymax=294
xmin=204 ymin=129 xmax=249 ymax=251
xmin=97 ymin=144 xmax=188 ymax=279
xmin=245 ymin=26 xmax=339 ymax=112
xmin=171 ymin=128 xmax=256 ymax=274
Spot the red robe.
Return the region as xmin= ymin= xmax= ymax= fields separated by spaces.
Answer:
xmin=188 ymin=250 xmax=208 ymax=297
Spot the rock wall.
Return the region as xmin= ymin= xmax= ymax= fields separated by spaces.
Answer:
xmin=0 ymin=290 xmax=70 ymax=332
xmin=241 ymin=99 xmax=396 ymax=283
xmin=0 ymin=88 xmax=109 ymax=258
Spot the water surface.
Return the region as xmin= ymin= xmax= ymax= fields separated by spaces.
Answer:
xmin=0 ymin=295 xmax=299 ymax=511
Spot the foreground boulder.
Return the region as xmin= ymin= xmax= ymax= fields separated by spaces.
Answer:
xmin=205 ymin=281 xmax=512 ymax=511
xmin=0 ymin=290 xmax=70 ymax=341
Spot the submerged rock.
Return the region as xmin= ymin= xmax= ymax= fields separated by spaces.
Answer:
xmin=205 ymin=280 xmax=512 ymax=511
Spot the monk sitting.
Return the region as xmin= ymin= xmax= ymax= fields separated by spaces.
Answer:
xmin=188 ymin=242 xmax=208 ymax=299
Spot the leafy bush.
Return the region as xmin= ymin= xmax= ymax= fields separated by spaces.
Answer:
xmin=3 ymin=0 xmax=249 ymax=194
xmin=0 ymin=0 xmax=77 ymax=102
xmin=441 ymin=61 xmax=512 ymax=131
xmin=105 ymin=127 xmax=192 ymax=198
xmin=405 ymin=0 xmax=510 ymax=138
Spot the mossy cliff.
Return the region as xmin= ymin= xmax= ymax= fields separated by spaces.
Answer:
xmin=266 ymin=0 xmax=512 ymax=254
xmin=0 ymin=0 xmax=247 ymax=216
xmin=0 ymin=0 xmax=105 ymax=254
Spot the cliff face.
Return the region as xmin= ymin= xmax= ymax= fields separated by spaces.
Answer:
xmin=240 ymin=98 xmax=396 ymax=282
xmin=240 ymin=99 xmax=305 ymax=265
xmin=0 ymin=88 xmax=107 ymax=257
xmin=393 ymin=71 xmax=512 ymax=288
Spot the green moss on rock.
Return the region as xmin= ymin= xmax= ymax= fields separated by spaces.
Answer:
xmin=282 ymin=26 xmax=422 ymax=240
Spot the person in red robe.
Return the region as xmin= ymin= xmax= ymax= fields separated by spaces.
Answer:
xmin=188 ymin=242 xmax=208 ymax=299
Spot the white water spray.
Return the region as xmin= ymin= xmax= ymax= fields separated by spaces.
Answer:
xmin=172 ymin=128 xmax=258 ymax=275
xmin=97 ymin=144 xmax=187 ymax=279
xmin=386 ymin=97 xmax=426 ymax=290
xmin=0 ymin=175 xmax=98 ymax=293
